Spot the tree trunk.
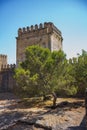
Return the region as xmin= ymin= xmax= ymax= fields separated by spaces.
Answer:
xmin=52 ymin=92 xmax=57 ymax=108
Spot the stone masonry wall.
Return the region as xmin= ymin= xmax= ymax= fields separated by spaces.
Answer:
xmin=0 ymin=64 xmax=16 ymax=92
xmin=16 ymin=22 xmax=63 ymax=66
xmin=51 ymin=32 xmax=62 ymax=51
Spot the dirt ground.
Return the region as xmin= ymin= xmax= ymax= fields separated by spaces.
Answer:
xmin=0 ymin=92 xmax=86 ymax=130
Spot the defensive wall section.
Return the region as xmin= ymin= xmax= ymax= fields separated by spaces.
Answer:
xmin=17 ymin=22 xmax=62 ymax=37
xmin=0 ymin=64 xmax=16 ymax=92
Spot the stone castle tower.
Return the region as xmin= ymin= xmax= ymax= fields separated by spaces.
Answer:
xmin=0 ymin=22 xmax=63 ymax=92
xmin=0 ymin=54 xmax=7 ymax=71
xmin=16 ymin=22 xmax=63 ymax=66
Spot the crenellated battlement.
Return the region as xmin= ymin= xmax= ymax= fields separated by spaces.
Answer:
xmin=0 ymin=54 xmax=7 ymax=59
xmin=17 ymin=22 xmax=61 ymax=37
xmin=1 ymin=64 xmax=16 ymax=71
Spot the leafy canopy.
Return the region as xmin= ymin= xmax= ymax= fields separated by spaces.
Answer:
xmin=15 ymin=45 xmax=66 ymax=97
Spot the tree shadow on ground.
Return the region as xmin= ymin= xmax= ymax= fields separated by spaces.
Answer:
xmin=44 ymin=100 xmax=84 ymax=115
xmin=68 ymin=115 xmax=86 ymax=130
xmin=4 ymin=100 xmax=85 ymax=116
xmin=0 ymin=111 xmax=24 ymax=129
xmin=0 ymin=100 xmax=85 ymax=130
xmin=56 ymin=100 xmax=84 ymax=109
xmin=0 ymin=109 xmax=46 ymax=130
xmin=0 ymin=92 xmax=18 ymax=100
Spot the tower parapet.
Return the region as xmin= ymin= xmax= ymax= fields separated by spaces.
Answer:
xmin=17 ymin=22 xmax=62 ymax=38
xmin=0 ymin=54 xmax=7 ymax=60
xmin=1 ymin=64 xmax=16 ymax=71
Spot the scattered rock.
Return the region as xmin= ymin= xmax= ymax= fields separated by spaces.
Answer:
xmin=18 ymin=117 xmax=37 ymax=125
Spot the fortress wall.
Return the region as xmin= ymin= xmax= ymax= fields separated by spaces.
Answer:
xmin=17 ymin=34 xmax=50 ymax=64
xmin=51 ymin=32 xmax=63 ymax=51
xmin=0 ymin=64 xmax=16 ymax=92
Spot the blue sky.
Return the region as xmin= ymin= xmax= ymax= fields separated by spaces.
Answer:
xmin=0 ymin=0 xmax=87 ymax=64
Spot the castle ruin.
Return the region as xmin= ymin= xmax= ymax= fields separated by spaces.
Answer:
xmin=0 ymin=22 xmax=63 ymax=92
xmin=16 ymin=22 xmax=63 ymax=66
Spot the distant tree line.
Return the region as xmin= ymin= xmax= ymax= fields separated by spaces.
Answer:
xmin=14 ymin=45 xmax=87 ymax=98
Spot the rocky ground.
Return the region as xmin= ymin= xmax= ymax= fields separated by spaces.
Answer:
xmin=0 ymin=93 xmax=86 ymax=130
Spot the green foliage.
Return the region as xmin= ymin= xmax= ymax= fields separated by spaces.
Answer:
xmin=14 ymin=67 xmax=39 ymax=97
xmin=14 ymin=45 xmax=67 ymax=97
xmin=14 ymin=45 xmax=87 ymax=98
xmin=74 ymin=50 xmax=87 ymax=96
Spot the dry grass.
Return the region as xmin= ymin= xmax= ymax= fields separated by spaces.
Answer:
xmin=18 ymin=96 xmax=84 ymax=109
xmin=19 ymin=97 xmax=53 ymax=108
